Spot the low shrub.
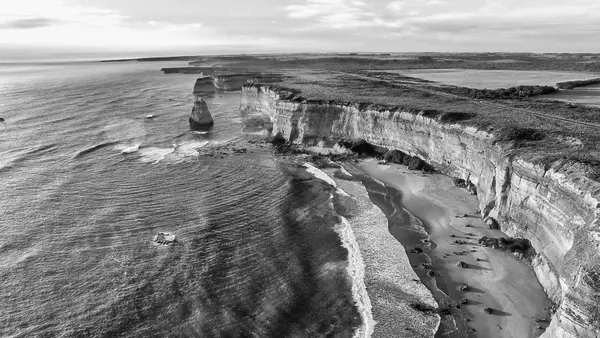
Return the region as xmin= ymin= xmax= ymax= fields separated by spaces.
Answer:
xmin=556 ymin=78 xmax=600 ymax=89
xmin=493 ymin=126 xmax=546 ymax=143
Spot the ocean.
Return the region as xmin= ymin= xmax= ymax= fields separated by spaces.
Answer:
xmin=0 ymin=62 xmax=360 ymax=337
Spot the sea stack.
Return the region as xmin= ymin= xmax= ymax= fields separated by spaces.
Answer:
xmin=193 ymin=76 xmax=215 ymax=94
xmin=189 ymin=96 xmax=214 ymax=129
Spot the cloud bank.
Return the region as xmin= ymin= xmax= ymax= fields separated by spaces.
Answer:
xmin=0 ymin=0 xmax=599 ymax=59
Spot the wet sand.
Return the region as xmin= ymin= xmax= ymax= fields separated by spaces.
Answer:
xmin=312 ymin=164 xmax=441 ymax=337
xmin=356 ymin=159 xmax=552 ymax=338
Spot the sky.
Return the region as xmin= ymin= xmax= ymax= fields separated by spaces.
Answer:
xmin=1 ymin=0 xmax=599 ymax=60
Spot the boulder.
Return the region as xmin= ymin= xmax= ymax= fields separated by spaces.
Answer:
xmin=411 ymin=247 xmax=423 ymax=254
xmin=486 ymin=217 xmax=500 ymax=230
xmin=189 ymin=97 xmax=214 ymax=129
xmin=154 ymin=232 xmax=176 ymax=245
xmin=457 ymin=261 xmax=468 ymax=268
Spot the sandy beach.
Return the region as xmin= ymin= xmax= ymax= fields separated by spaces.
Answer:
xmin=302 ymin=163 xmax=441 ymax=337
xmin=355 ymin=159 xmax=552 ymax=338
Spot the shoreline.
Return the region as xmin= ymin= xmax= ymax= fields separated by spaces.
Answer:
xmin=344 ymin=164 xmax=467 ymax=338
xmin=302 ymin=162 xmax=440 ymax=337
xmin=355 ymin=158 xmax=552 ymax=338
xmin=302 ymin=163 xmax=375 ymax=338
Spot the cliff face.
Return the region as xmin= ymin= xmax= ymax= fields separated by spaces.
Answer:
xmin=211 ymin=74 xmax=285 ymax=91
xmin=212 ymin=74 xmax=259 ymax=91
xmin=193 ymin=77 xmax=215 ymax=94
xmin=240 ymin=84 xmax=600 ymax=338
xmin=189 ymin=96 xmax=214 ymax=129
xmin=161 ymin=67 xmax=206 ymax=74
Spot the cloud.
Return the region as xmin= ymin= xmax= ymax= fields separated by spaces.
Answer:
xmin=0 ymin=0 xmax=280 ymax=51
xmin=284 ymin=0 xmax=377 ymax=29
xmin=387 ymin=1 xmax=405 ymax=11
xmin=0 ymin=18 xmax=58 ymax=29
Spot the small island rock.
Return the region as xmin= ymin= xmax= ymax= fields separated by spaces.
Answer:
xmin=154 ymin=232 xmax=176 ymax=245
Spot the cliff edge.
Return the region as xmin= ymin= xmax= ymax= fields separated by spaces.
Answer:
xmin=240 ymin=83 xmax=600 ymax=338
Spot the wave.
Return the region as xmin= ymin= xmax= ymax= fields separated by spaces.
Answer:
xmin=137 ymin=140 xmax=209 ymax=164
xmin=73 ymin=142 xmax=117 ymax=159
xmin=176 ymin=141 xmax=209 ymax=157
xmin=300 ymin=163 xmax=374 ymax=338
xmin=114 ymin=144 xmax=140 ymax=154
xmin=138 ymin=146 xmax=175 ymax=164
xmin=0 ymin=144 xmax=59 ymax=173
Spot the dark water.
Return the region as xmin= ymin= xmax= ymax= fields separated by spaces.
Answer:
xmin=0 ymin=62 xmax=359 ymax=337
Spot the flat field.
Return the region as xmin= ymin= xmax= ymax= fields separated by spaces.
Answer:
xmin=534 ymin=83 xmax=600 ymax=108
xmin=371 ymin=69 xmax=600 ymax=89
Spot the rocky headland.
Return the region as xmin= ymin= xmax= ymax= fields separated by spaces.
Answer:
xmin=240 ymin=82 xmax=600 ymax=338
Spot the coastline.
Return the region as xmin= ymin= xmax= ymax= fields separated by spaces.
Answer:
xmin=302 ymin=162 xmax=440 ymax=337
xmin=355 ymin=158 xmax=552 ymax=338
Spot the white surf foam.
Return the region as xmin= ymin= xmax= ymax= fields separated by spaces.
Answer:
xmin=337 ymin=215 xmax=375 ymax=338
xmin=176 ymin=141 xmax=209 ymax=157
xmin=138 ymin=146 xmax=175 ymax=164
xmin=302 ymin=163 xmax=337 ymax=187
xmin=301 ymin=164 xmax=374 ymax=338
xmin=114 ymin=144 xmax=140 ymax=154
xmin=136 ymin=140 xmax=210 ymax=164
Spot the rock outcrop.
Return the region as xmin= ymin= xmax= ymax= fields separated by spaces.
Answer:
xmin=240 ymin=84 xmax=600 ymax=338
xmin=153 ymin=232 xmax=176 ymax=245
xmin=193 ymin=77 xmax=215 ymax=94
xmin=189 ymin=96 xmax=214 ymax=129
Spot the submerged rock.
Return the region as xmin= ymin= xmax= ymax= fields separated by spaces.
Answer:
xmin=153 ymin=232 xmax=176 ymax=245
xmin=189 ymin=97 xmax=214 ymax=129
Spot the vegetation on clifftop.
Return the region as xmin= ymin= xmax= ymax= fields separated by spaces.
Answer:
xmin=556 ymin=78 xmax=600 ymax=89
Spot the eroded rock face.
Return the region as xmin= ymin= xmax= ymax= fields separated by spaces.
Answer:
xmin=211 ymin=74 xmax=285 ymax=91
xmin=193 ymin=77 xmax=215 ymax=94
xmin=212 ymin=74 xmax=260 ymax=91
xmin=240 ymin=84 xmax=600 ymax=338
xmin=189 ymin=97 xmax=214 ymax=129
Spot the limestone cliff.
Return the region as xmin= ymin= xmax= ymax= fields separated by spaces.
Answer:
xmin=211 ymin=74 xmax=286 ymax=91
xmin=189 ymin=96 xmax=214 ymax=129
xmin=240 ymin=84 xmax=600 ymax=338
xmin=212 ymin=74 xmax=260 ymax=91
xmin=193 ymin=77 xmax=215 ymax=94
